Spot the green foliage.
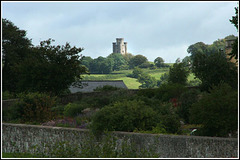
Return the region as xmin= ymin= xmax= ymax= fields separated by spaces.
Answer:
xmin=137 ymin=88 xmax=158 ymax=98
xmin=229 ymin=6 xmax=238 ymax=31
xmin=137 ymin=73 xmax=157 ymax=89
xmin=191 ymin=51 xmax=238 ymax=91
xmin=94 ymin=85 xmax=122 ymax=92
xmin=228 ymin=7 xmax=238 ymax=61
xmin=63 ymin=103 xmax=86 ymax=118
xmin=2 ymin=90 xmax=15 ymax=100
xmin=138 ymin=61 xmax=151 ymax=68
xmin=107 ymin=53 xmax=127 ymax=71
xmin=12 ymin=92 xmax=56 ymax=123
xmin=154 ymin=57 xmax=166 ymax=68
xmin=89 ymin=56 xmax=113 ymax=73
xmin=129 ymin=54 xmax=148 ymax=69
xmin=157 ymin=72 xmax=169 ymax=86
xmin=81 ymin=56 xmax=93 ymax=71
xmin=168 ymin=62 xmax=190 ymax=85
xmin=2 ymin=18 xmax=32 ymax=93
xmin=189 ymin=83 xmax=238 ymax=137
xmin=90 ymin=99 xmax=156 ymax=134
xmin=155 ymin=83 xmax=187 ymax=102
xmin=134 ymin=122 xmax=167 ymax=134
xmin=177 ymin=88 xmax=201 ymax=123
xmin=2 ymin=101 xmax=22 ymax=122
xmin=2 ymin=152 xmax=42 ymax=158
xmin=128 ymin=67 xmax=144 ymax=78
xmin=9 ymin=132 xmax=159 ymax=158
xmin=2 ymin=19 xmax=87 ymax=95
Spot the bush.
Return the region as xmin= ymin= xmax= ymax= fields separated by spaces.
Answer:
xmin=12 ymin=92 xmax=56 ymax=123
xmin=63 ymin=103 xmax=86 ymax=118
xmin=137 ymin=88 xmax=158 ymax=98
xmin=2 ymin=90 xmax=15 ymax=100
xmin=155 ymin=83 xmax=187 ymax=102
xmin=2 ymin=102 xmax=22 ymax=122
xmin=189 ymin=83 xmax=238 ymax=137
xmin=177 ymin=88 xmax=201 ymax=123
xmin=90 ymin=99 xmax=156 ymax=135
xmin=94 ymin=85 xmax=122 ymax=92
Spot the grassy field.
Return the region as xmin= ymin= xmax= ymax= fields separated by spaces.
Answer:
xmin=82 ymin=67 xmax=200 ymax=89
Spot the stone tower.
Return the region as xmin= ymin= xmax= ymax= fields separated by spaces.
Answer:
xmin=112 ymin=38 xmax=127 ymax=55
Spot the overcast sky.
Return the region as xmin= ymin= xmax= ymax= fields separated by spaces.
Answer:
xmin=1 ymin=1 xmax=238 ymax=62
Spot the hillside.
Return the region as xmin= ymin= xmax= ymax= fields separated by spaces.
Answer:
xmin=82 ymin=67 xmax=200 ymax=89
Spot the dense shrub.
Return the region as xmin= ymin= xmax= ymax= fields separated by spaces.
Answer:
xmin=12 ymin=92 xmax=56 ymax=123
xmin=177 ymin=88 xmax=201 ymax=123
xmin=94 ymin=85 xmax=122 ymax=92
xmin=2 ymin=90 xmax=15 ymax=100
xmin=189 ymin=83 xmax=238 ymax=137
xmin=63 ymin=103 xmax=86 ymax=118
xmin=2 ymin=102 xmax=22 ymax=122
xmin=137 ymin=88 xmax=158 ymax=98
xmin=90 ymin=99 xmax=156 ymax=134
xmin=155 ymin=83 xmax=187 ymax=102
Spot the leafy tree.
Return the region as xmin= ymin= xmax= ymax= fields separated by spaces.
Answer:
xmin=187 ymin=42 xmax=210 ymax=58
xmin=228 ymin=6 xmax=238 ymax=61
xmin=16 ymin=39 xmax=88 ymax=95
xmin=107 ymin=53 xmax=127 ymax=71
xmin=131 ymin=67 xmax=144 ymax=78
xmin=157 ymin=72 xmax=169 ymax=86
xmin=81 ymin=56 xmax=93 ymax=71
xmin=191 ymin=51 xmax=238 ymax=91
xmin=89 ymin=56 xmax=113 ymax=73
xmin=189 ymin=83 xmax=238 ymax=137
xmin=2 ymin=19 xmax=87 ymax=95
xmin=230 ymin=6 xmax=238 ymax=31
xmin=129 ymin=54 xmax=148 ymax=69
xmin=139 ymin=61 xmax=151 ymax=68
xmin=168 ymin=62 xmax=189 ymax=85
xmin=2 ymin=18 xmax=32 ymax=93
xmin=122 ymin=52 xmax=134 ymax=65
xmin=182 ymin=56 xmax=192 ymax=68
xmin=138 ymin=73 xmax=157 ymax=89
xmin=175 ymin=58 xmax=181 ymax=64
xmin=154 ymin=57 xmax=164 ymax=68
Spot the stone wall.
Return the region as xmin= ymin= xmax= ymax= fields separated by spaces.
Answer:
xmin=2 ymin=123 xmax=238 ymax=158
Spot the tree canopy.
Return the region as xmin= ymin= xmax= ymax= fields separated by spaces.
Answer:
xmin=2 ymin=19 xmax=87 ymax=95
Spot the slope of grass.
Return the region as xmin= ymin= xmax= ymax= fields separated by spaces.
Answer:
xmin=82 ymin=67 xmax=200 ymax=89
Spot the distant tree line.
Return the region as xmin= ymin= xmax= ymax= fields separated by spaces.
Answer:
xmin=82 ymin=53 xmax=170 ymax=74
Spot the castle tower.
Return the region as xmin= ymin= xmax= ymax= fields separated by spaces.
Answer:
xmin=112 ymin=38 xmax=127 ymax=55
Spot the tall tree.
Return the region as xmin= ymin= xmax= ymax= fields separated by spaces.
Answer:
xmin=191 ymin=51 xmax=238 ymax=91
xmin=228 ymin=6 xmax=238 ymax=61
xmin=16 ymin=39 xmax=87 ymax=95
xmin=2 ymin=19 xmax=87 ymax=95
xmin=168 ymin=62 xmax=189 ymax=85
xmin=2 ymin=18 xmax=32 ymax=93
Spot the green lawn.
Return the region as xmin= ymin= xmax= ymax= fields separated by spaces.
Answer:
xmin=113 ymin=77 xmax=141 ymax=89
xmin=82 ymin=68 xmax=200 ymax=89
